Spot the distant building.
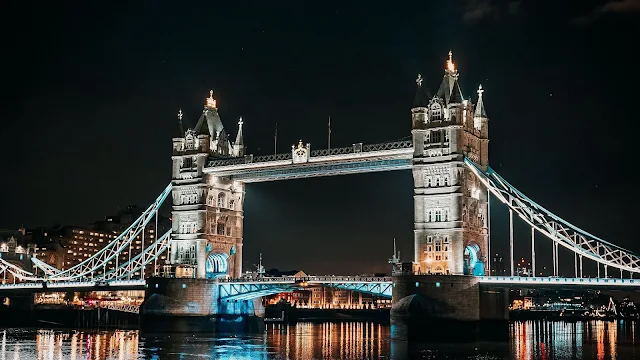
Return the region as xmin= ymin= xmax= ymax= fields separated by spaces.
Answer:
xmin=0 ymin=228 xmax=34 ymax=283
xmin=491 ymin=254 xmax=506 ymax=275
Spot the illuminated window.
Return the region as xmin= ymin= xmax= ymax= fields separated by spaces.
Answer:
xmin=435 ymin=255 xmax=442 ymax=261
xmin=229 ymin=199 xmax=235 ymax=210
xmin=430 ymin=103 xmax=442 ymax=121
xmin=217 ymin=193 xmax=226 ymax=208
xmin=435 ymin=242 xmax=441 ymax=252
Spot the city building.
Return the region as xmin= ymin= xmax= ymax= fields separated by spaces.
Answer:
xmin=491 ymin=253 xmax=506 ymax=275
xmin=0 ymin=228 xmax=33 ymax=283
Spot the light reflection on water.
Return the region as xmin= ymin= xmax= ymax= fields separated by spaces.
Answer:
xmin=0 ymin=320 xmax=638 ymax=359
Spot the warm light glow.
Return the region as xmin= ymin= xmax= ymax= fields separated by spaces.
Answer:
xmin=446 ymin=50 xmax=456 ymax=72
xmin=206 ymin=90 xmax=217 ymax=108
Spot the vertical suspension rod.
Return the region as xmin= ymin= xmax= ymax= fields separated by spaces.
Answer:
xmin=487 ymin=190 xmax=491 ymax=276
xmin=154 ymin=209 xmax=159 ymax=276
xmin=509 ymin=209 xmax=514 ymax=277
xmin=574 ymin=252 xmax=578 ymax=278
xmin=579 ymin=255 xmax=583 ymax=278
xmin=552 ymin=241 xmax=556 ymax=277
xmin=531 ymin=227 xmax=535 ymax=277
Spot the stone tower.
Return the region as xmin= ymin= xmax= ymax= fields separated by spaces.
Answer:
xmin=170 ymin=91 xmax=245 ymax=278
xmin=411 ymin=52 xmax=489 ymax=276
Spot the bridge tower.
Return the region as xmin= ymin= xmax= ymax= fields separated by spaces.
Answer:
xmin=411 ymin=52 xmax=489 ymax=276
xmin=170 ymin=91 xmax=245 ymax=279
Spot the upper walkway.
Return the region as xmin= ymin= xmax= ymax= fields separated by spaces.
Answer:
xmin=204 ymin=141 xmax=413 ymax=182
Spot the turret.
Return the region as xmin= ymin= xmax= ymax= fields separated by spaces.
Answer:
xmin=233 ymin=117 xmax=245 ymax=157
xmin=411 ymin=74 xmax=429 ymax=129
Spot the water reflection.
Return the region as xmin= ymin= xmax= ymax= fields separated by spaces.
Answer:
xmin=0 ymin=320 xmax=638 ymax=359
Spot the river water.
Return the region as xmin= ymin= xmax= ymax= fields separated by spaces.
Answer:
xmin=0 ymin=320 xmax=637 ymax=359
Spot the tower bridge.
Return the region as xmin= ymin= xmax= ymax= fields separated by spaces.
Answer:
xmin=2 ymin=52 xmax=640 ymax=329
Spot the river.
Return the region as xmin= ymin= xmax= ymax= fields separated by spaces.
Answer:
xmin=0 ymin=320 xmax=637 ymax=359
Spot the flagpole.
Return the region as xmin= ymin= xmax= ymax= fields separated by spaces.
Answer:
xmin=328 ymin=116 xmax=331 ymax=150
xmin=274 ymin=123 xmax=278 ymax=154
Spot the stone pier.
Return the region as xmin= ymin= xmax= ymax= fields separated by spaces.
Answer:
xmin=390 ymin=274 xmax=508 ymax=340
xmin=140 ymin=277 xmax=264 ymax=333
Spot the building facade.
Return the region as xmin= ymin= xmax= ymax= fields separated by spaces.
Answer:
xmin=170 ymin=91 xmax=245 ymax=278
xmin=411 ymin=52 xmax=489 ymax=275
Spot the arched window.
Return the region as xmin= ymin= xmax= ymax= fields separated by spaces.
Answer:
xmin=427 ymin=177 xmax=432 ymax=187
xmin=207 ymin=195 xmax=214 ymax=206
xmin=444 ymin=176 xmax=449 ymax=186
xmin=217 ymin=193 xmax=225 ymax=208
xmin=216 ymin=223 xmax=225 ymax=235
xmin=435 ymin=177 xmax=440 ymax=187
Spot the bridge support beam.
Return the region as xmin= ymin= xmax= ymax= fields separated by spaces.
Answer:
xmin=141 ymin=277 xmax=264 ymax=333
xmin=391 ymin=274 xmax=508 ymax=339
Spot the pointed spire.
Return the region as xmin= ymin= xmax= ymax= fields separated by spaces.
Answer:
xmin=413 ymin=73 xmax=430 ymax=107
xmin=449 ymin=79 xmax=464 ymax=104
xmin=235 ymin=117 xmax=244 ymax=146
xmin=205 ymin=89 xmax=217 ymax=109
xmin=177 ymin=109 xmax=185 ymax=134
xmin=446 ymin=50 xmax=456 ymax=73
xmin=475 ymin=84 xmax=487 ymax=117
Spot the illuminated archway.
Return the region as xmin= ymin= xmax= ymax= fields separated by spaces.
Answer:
xmin=206 ymin=252 xmax=229 ymax=279
xmin=464 ymin=243 xmax=485 ymax=276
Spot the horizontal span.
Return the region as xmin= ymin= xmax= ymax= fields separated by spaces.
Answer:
xmin=214 ymin=158 xmax=413 ymax=182
xmin=479 ymin=276 xmax=640 ymax=287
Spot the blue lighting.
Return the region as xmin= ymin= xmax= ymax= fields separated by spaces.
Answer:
xmin=182 ymin=284 xmax=186 ymax=289
xmin=436 ymin=282 xmax=441 ymax=288
xmin=415 ymin=282 xmax=419 ymax=288
xmin=155 ymin=284 xmax=158 ymax=289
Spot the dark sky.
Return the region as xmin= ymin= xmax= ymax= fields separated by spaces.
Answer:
xmin=2 ymin=1 xmax=640 ymax=276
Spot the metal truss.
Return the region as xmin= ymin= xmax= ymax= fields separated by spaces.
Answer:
xmin=100 ymin=303 xmax=140 ymax=314
xmin=481 ymin=276 xmax=640 ymax=288
xmin=31 ymin=184 xmax=172 ymax=282
xmin=207 ymin=140 xmax=413 ymax=168
xmin=98 ymin=230 xmax=171 ymax=281
xmin=319 ymin=282 xmax=392 ymax=298
xmin=218 ymin=282 xmax=295 ymax=301
xmin=465 ymin=158 xmax=640 ymax=275
xmin=216 ymin=276 xmax=393 ymax=300
xmin=0 ymin=258 xmax=42 ymax=282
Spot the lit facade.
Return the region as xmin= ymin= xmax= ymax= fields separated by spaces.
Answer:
xmin=411 ymin=52 xmax=489 ymax=275
xmin=266 ymin=287 xmax=390 ymax=309
xmin=170 ymin=92 xmax=245 ymax=278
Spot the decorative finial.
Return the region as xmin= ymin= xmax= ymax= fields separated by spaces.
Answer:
xmin=477 ymin=84 xmax=484 ymax=97
xmin=416 ymin=74 xmax=423 ymax=87
xmin=177 ymin=109 xmax=183 ymax=120
xmin=446 ymin=50 xmax=456 ymax=73
xmin=238 ymin=116 xmax=243 ymax=126
xmin=205 ymin=90 xmax=217 ymax=109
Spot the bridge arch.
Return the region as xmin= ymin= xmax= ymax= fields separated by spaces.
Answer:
xmin=464 ymin=243 xmax=484 ymax=276
xmin=206 ymin=252 xmax=229 ymax=279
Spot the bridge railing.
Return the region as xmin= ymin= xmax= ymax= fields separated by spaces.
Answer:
xmin=208 ymin=140 xmax=413 ymax=167
xmin=217 ymin=276 xmax=393 ymax=283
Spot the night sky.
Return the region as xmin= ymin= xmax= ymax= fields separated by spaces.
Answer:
xmin=2 ymin=1 xmax=639 ymax=276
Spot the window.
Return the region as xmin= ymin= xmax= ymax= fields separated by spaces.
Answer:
xmin=217 ymin=223 xmax=225 ymax=235
xmin=444 ymin=246 xmax=449 ymax=252
xmin=427 ymin=236 xmax=433 ymax=243
xmin=432 ymin=130 xmax=441 ymax=143
xmin=226 ymin=227 xmax=231 ymax=236
xmin=444 ymin=176 xmax=449 ymax=186
xmin=427 ymin=245 xmax=432 ymax=252
xmin=229 ymin=199 xmax=235 ymax=210
xmin=183 ymin=157 xmax=193 ymax=168
xmin=435 ymin=242 xmax=441 ymax=252
xmin=435 ymin=255 xmax=442 ymax=261
xmin=427 ymin=177 xmax=432 ymax=187
xmin=430 ymin=103 xmax=442 ymax=121
xmin=444 ymin=130 xmax=449 ymax=142
xmin=217 ymin=193 xmax=226 ymax=208
xmin=435 ymin=210 xmax=442 ymax=222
